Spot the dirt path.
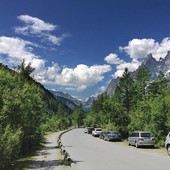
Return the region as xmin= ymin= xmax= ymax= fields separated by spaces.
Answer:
xmin=27 ymin=132 xmax=71 ymax=170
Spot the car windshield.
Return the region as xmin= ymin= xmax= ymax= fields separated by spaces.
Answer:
xmin=141 ymin=133 xmax=152 ymax=137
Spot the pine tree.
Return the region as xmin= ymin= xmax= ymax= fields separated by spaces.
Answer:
xmin=116 ymin=68 xmax=134 ymax=112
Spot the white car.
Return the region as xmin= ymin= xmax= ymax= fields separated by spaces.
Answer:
xmin=92 ymin=128 xmax=102 ymax=137
xmin=165 ymin=132 xmax=170 ymax=156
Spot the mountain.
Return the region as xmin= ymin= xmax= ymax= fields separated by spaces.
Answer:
xmin=81 ymin=96 xmax=95 ymax=112
xmin=50 ymin=90 xmax=94 ymax=112
xmin=105 ymin=51 xmax=170 ymax=96
xmin=50 ymin=90 xmax=79 ymax=111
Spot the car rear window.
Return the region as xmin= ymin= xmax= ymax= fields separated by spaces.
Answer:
xmin=141 ymin=133 xmax=151 ymax=137
xmin=96 ymin=128 xmax=102 ymax=131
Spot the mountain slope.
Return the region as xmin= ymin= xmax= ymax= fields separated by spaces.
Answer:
xmin=50 ymin=90 xmax=94 ymax=112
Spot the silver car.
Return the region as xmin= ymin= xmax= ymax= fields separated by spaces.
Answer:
xmin=128 ymin=131 xmax=155 ymax=148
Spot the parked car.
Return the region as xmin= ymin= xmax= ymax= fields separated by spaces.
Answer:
xmin=99 ymin=131 xmax=110 ymax=139
xmin=84 ymin=127 xmax=95 ymax=134
xmin=165 ymin=132 xmax=170 ymax=156
xmin=128 ymin=131 xmax=155 ymax=148
xmin=92 ymin=128 xmax=102 ymax=137
xmin=104 ymin=131 xmax=122 ymax=141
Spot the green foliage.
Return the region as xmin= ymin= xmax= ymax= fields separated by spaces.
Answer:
xmin=85 ymin=67 xmax=170 ymax=145
xmin=0 ymin=63 xmax=73 ymax=168
xmin=71 ymin=105 xmax=85 ymax=127
xmin=0 ymin=125 xmax=22 ymax=169
xmin=17 ymin=59 xmax=35 ymax=79
xmin=116 ymin=68 xmax=134 ymax=112
xmin=104 ymin=122 xmax=117 ymax=131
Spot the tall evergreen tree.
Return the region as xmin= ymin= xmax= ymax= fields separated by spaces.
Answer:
xmin=116 ymin=68 xmax=134 ymax=113
xmin=133 ymin=64 xmax=150 ymax=102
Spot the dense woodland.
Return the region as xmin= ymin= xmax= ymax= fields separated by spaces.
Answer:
xmin=0 ymin=62 xmax=77 ymax=169
xmin=84 ymin=65 xmax=170 ymax=147
xmin=1 ymin=61 xmax=170 ymax=168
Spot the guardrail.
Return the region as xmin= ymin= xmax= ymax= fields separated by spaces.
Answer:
xmin=57 ymin=129 xmax=73 ymax=166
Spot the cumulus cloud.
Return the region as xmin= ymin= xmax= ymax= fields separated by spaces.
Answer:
xmin=0 ymin=36 xmax=111 ymax=92
xmin=14 ymin=15 xmax=65 ymax=45
xmin=153 ymin=37 xmax=170 ymax=60
xmin=0 ymin=36 xmax=45 ymax=72
xmin=55 ymin=64 xmax=112 ymax=91
xmin=37 ymin=64 xmax=111 ymax=91
xmin=104 ymin=53 xmax=124 ymax=65
xmin=114 ymin=60 xmax=141 ymax=78
xmin=119 ymin=37 xmax=170 ymax=61
xmin=119 ymin=38 xmax=158 ymax=59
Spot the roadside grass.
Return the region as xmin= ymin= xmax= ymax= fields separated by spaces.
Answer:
xmin=110 ymin=139 xmax=167 ymax=155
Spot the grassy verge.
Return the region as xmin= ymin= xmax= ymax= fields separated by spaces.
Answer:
xmin=111 ymin=139 xmax=167 ymax=155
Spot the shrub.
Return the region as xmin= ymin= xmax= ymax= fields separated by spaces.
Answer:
xmin=0 ymin=125 xmax=22 ymax=169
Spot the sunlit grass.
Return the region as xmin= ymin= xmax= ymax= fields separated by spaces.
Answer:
xmin=110 ymin=139 xmax=167 ymax=155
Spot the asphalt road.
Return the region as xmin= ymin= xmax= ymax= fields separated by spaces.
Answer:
xmin=61 ymin=128 xmax=170 ymax=170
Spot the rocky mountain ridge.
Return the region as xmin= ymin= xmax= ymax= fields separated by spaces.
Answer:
xmin=105 ymin=51 xmax=170 ymax=96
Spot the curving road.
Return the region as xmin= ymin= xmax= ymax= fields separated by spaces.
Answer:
xmin=61 ymin=128 xmax=170 ymax=170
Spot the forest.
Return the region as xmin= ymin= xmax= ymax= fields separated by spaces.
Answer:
xmin=84 ymin=65 xmax=170 ymax=147
xmin=0 ymin=62 xmax=77 ymax=169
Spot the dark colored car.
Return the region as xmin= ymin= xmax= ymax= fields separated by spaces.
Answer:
xmin=99 ymin=131 xmax=110 ymax=139
xmin=104 ymin=131 xmax=122 ymax=141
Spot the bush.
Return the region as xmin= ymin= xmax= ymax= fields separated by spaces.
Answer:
xmin=105 ymin=122 xmax=117 ymax=131
xmin=0 ymin=125 xmax=22 ymax=169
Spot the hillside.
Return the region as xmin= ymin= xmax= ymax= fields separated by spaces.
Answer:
xmin=0 ymin=63 xmax=73 ymax=169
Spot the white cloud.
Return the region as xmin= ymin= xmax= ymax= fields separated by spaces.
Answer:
xmin=0 ymin=36 xmax=111 ymax=92
xmin=56 ymin=64 xmax=111 ymax=90
xmin=113 ymin=37 xmax=170 ymax=78
xmin=0 ymin=36 xmax=45 ymax=72
xmin=114 ymin=60 xmax=141 ymax=78
xmin=119 ymin=38 xmax=158 ymax=59
xmin=14 ymin=15 xmax=65 ymax=45
xmin=119 ymin=37 xmax=170 ymax=61
xmin=104 ymin=53 xmax=124 ymax=64
xmin=153 ymin=37 xmax=170 ymax=60
xmin=37 ymin=64 xmax=112 ymax=91
xmin=15 ymin=15 xmax=57 ymax=34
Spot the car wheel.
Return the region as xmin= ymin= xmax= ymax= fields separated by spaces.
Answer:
xmin=135 ymin=142 xmax=139 ymax=148
xmin=128 ymin=141 xmax=131 ymax=146
xmin=167 ymin=145 xmax=170 ymax=156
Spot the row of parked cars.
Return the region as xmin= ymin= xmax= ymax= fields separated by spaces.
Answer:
xmin=84 ymin=127 xmax=170 ymax=156
xmin=84 ymin=127 xmax=122 ymax=142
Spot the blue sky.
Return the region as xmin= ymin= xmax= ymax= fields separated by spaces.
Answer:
xmin=1 ymin=0 xmax=170 ymax=100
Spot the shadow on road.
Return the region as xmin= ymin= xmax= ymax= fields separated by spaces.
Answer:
xmin=73 ymin=160 xmax=84 ymax=164
xmin=27 ymin=159 xmax=64 ymax=169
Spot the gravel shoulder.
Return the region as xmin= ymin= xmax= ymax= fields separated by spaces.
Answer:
xmin=27 ymin=132 xmax=71 ymax=170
